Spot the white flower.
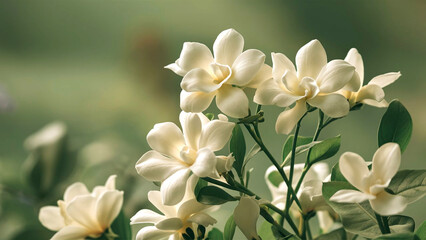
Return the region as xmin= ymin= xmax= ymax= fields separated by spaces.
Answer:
xmin=340 ymin=48 xmax=401 ymax=108
xmin=166 ymin=28 xmax=271 ymax=118
xmin=254 ymin=40 xmax=359 ymax=134
xmin=131 ymin=176 xmax=217 ymax=240
xmin=24 ymin=121 xmax=66 ymax=150
xmin=265 ymin=163 xmax=334 ymax=232
xmin=39 ymin=175 xmax=124 ymax=240
xmin=136 ymin=111 xmax=235 ymax=205
xmin=233 ymin=196 xmax=261 ymax=240
xmin=330 ymin=143 xmax=407 ymax=216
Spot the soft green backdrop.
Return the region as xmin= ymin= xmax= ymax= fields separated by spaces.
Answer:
xmin=0 ymin=1 xmax=425 ymax=239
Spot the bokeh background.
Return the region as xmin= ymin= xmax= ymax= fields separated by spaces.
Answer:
xmin=0 ymin=1 xmax=425 ymax=239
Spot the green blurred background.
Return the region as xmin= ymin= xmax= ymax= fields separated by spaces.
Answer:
xmin=0 ymin=1 xmax=425 ymax=239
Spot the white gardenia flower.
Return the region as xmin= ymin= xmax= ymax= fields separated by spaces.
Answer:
xmin=233 ymin=196 xmax=261 ymax=240
xmin=132 ymin=176 xmax=217 ymax=240
xmin=254 ymin=40 xmax=359 ymax=134
xmin=166 ymin=28 xmax=271 ymax=118
xmin=136 ymin=111 xmax=235 ymax=205
xmin=265 ymin=163 xmax=334 ymax=233
xmin=340 ymin=48 xmax=401 ymax=108
xmin=330 ymin=143 xmax=407 ymax=216
xmin=39 ymin=175 xmax=124 ymax=240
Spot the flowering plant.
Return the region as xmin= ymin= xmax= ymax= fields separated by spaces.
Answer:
xmin=38 ymin=29 xmax=425 ymax=240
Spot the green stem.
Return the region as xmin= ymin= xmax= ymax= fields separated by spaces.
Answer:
xmin=265 ymin=203 xmax=300 ymax=236
xmin=305 ymin=218 xmax=312 ymax=240
xmin=375 ymin=213 xmax=390 ymax=234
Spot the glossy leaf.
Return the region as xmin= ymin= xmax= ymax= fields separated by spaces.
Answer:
xmin=373 ymin=232 xmax=418 ymax=240
xmin=207 ymin=228 xmax=224 ymax=240
xmin=282 ymin=135 xmax=313 ymax=162
xmin=415 ymin=221 xmax=426 ymax=240
xmin=110 ymin=210 xmax=132 ymax=240
xmin=230 ymin=124 xmax=246 ymax=177
xmin=224 ymin=215 xmax=236 ymax=240
xmin=196 ymin=186 xmax=236 ymax=205
xmin=308 ymin=135 xmax=341 ymax=164
xmin=386 ymin=170 xmax=426 ymax=203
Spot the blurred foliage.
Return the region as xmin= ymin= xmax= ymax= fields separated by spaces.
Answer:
xmin=0 ymin=0 xmax=425 ymax=239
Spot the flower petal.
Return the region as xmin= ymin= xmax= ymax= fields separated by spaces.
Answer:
xmin=51 ymin=225 xmax=89 ymax=240
xmin=147 ymin=191 xmax=176 ymax=217
xmin=254 ymin=79 xmax=302 ymax=107
xmin=372 ymin=143 xmax=401 ymax=184
xmin=282 ymin=69 xmax=301 ymax=93
xmin=275 ymin=100 xmax=307 ymax=134
xmin=368 ymin=72 xmax=401 ymax=88
xmin=161 ymin=169 xmax=191 ymax=205
xmin=316 ymin=60 xmax=356 ymax=93
xmin=330 ymin=189 xmax=374 ymax=203
xmin=131 ymin=209 xmax=166 ymax=224
xmin=229 ymin=49 xmax=265 ymax=86
xmin=177 ymin=199 xmax=209 ymax=219
xmin=181 ymin=68 xmax=219 ymax=93
xmin=370 ymin=191 xmax=407 ymax=216
xmin=272 ymin=52 xmax=296 ymax=80
xmin=166 ymin=42 xmax=213 ymax=76
xmin=216 ymin=85 xmax=249 ymax=118
xmin=96 ymin=190 xmax=124 ymax=230
xmin=339 ymin=152 xmax=370 ymax=192
xmin=317 ymin=211 xmax=334 ymax=233
xmin=198 ymin=118 xmax=234 ymax=151
xmin=356 ymin=84 xmax=385 ymax=103
xmin=362 ymin=99 xmax=389 ymax=108
xmin=155 ymin=218 xmax=183 ymax=231
xmin=64 ymin=182 xmax=90 ymax=203
xmin=136 ymin=150 xmax=185 ymax=182
xmin=245 ymin=64 xmax=272 ymax=89
xmin=66 ymin=195 xmax=101 ymax=232
xmin=180 ymin=90 xmax=216 ymax=113
xmin=190 ymin=148 xmax=217 ymax=177
xmin=296 ymin=39 xmax=327 ymax=79
xmin=136 ymin=226 xmax=172 ymax=240
xmin=179 ymin=112 xmax=202 ymax=150
xmin=213 ymin=29 xmax=244 ymax=65
xmin=188 ymin=212 xmax=217 ymax=226
xmin=39 ymin=206 xmax=65 ymax=231
xmin=307 ymin=94 xmax=349 ymax=118
xmin=147 ymin=122 xmax=185 ymax=159
xmin=234 ymin=197 xmax=261 ymax=240
xmin=344 ymin=48 xmax=364 ymax=84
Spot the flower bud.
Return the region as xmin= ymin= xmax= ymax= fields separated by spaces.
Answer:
xmin=233 ymin=197 xmax=260 ymax=240
xmin=215 ymin=154 xmax=235 ymax=173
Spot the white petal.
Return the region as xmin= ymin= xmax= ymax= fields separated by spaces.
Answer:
xmin=282 ymin=70 xmax=301 ymax=93
xmin=362 ymin=99 xmax=389 ymax=108
xmin=131 ymin=209 xmax=166 ymax=224
xmin=339 ymin=152 xmax=370 ymax=192
xmin=66 ymin=195 xmax=101 ymax=232
xmin=166 ymin=42 xmax=213 ymax=76
xmin=161 ymin=169 xmax=191 ymax=205
xmin=330 ymin=189 xmax=374 ymax=203
xmin=64 ymin=182 xmax=90 ymax=203
xmin=370 ymin=191 xmax=407 ymax=216
xmin=190 ymin=148 xmax=217 ymax=177
xmin=254 ymin=78 xmax=302 ymax=107
xmin=179 ymin=112 xmax=202 ymax=150
xmin=104 ymin=175 xmax=116 ymax=190
xmin=215 ymin=154 xmax=235 ymax=173
xmin=216 ymin=85 xmax=249 ymax=118
xmin=147 ymin=191 xmax=176 ymax=217
xmin=96 ymin=190 xmax=124 ymax=229
xmin=275 ymin=100 xmax=307 ymax=134
xmin=316 ymin=60 xmax=356 ymax=93
xmin=245 ymin=64 xmax=272 ymax=88
xmin=234 ymin=197 xmax=261 ymax=240
xmin=272 ymin=52 xmax=296 ymax=80
xmin=372 ymin=143 xmax=401 ymax=184
xmin=198 ymin=118 xmax=234 ymax=151
xmin=188 ymin=212 xmax=217 ymax=226
xmin=356 ymin=84 xmax=385 ymax=103
xmin=342 ymin=71 xmax=362 ymax=92
xmin=136 ymin=150 xmax=185 ymax=182
xmin=136 ymin=226 xmax=172 ymax=240
xmin=213 ymin=29 xmax=244 ymax=65
xmin=51 ymin=225 xmax=89 ymax=240
xmin=155 ymin=218 xmax=183 ymax=231
xmin=177 ymin=199 xmax=209 ymax=219
xmin=307 ymin=94 xmax=349 ymax=118
xmin=296 ymin=39 xmax=327 ymax=79
xmin=344 ymin=48 xmax=364 ymax=84
xmin=180 ymin=90 xmax=216 ymax=113
xmin=368 ymin=72 xmax=401 ymax=88
xmin=147 ymin=122 xmax=186 ymax=160
xmin=181 ymin=68 xmax=219 ymax=93
xmin=300 ymin=77 xmax=320 ymax=98
xmin=317 ymin=211 xmax=334 ymax=233
xmin=229 ymin=49 xmax=265 ymax=86
xmin=39 ymin=206 xmax=65 ymax=231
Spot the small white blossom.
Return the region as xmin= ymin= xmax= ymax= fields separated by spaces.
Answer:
xmin=39 ymin=175 xmax=124 ymax=240
xmin=330 ymin=143 xmax=407 ymax=216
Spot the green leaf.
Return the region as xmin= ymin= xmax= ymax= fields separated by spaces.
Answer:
xmin=205 ymin=113 xmax=215 ymax=120
xmin=415 ymin=221 xmax=426 ymax=240
xmin=267 ymin=170 xmax=282 ymax=187
xmin=110 ymin=210 xmax=132 ymax=240
xmin=207 ymin=228 xmax=224 ymax=240
xmin=224 ymin=215 xmax=236 ymax=240
xmin=258 ymin=221 xmax=275 ymax=240
xmin=314 ymin=228 xmax=347 ymax=240
xmin=378 ymin=100 xmax=413 ymax=153
xmin=196 ymin=186 xmax=236 ymax=205
xmin=373 ymin=232 xmax=418 ymax=240
xmin=308 ymin=135 xmax=341 ymax=164
xmin=194 ymin=178 xmax=208 ymax=198
xmin=282 ymin=135 xmax=313 ymax=162
xmin=242 ymin=144 xmax=261 ymax=170
xmin=230 ymin=124 xmax=246 ymax=177
xmin=330 ymin=162 xmax=348 ymax=182
xmin=386 ymin=170 xmax=426 ymax=203
xmin=323 ymin=181 xmax=414 ymax=238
